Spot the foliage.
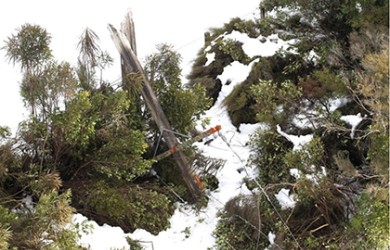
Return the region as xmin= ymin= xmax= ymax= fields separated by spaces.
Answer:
xmin=2 ymin=24 xmax=78 ymax=118
xmin=300 ymin=68 xmax=348 ymax=100
xmin=248 ymin=129 xmax=293 ymax=185
xmin=283 ymin=136 xmax=325 ymax=174
xmin=21 ymin=61 xmax=78 ymax=119
xmin=350 ymin=43 xmax=389 ymax=183
xmin=218 ymin=38 xmax=249 ymax=63
xmin=5 ymin=181 xmax=82 ymax=249
xmin=251 ymin=79 xmax=302 ymax=126
xmin=144 ymin=44 xmax=211 ymax=134
xmin=0 ymin=126 xmax=11 ymax=138
xmin=77 ymin=28 xmax=113 ymax=88
xmin=84 ymin=181 xmax=173 ymax=235
xmin=1 ymin=23 xmax=209 ymax=246
xmin=126 ymin=236 xmax=144 ymax=250
xmin=53 ymin=90 xmax=96 ymax=151
xmin=349 ymin=192 xmax=389 ymax=249
xmin=208 ymin=0 xmax=389 ymax=248
xmin=2 ymin=23 xmax=52 ymax=72
xmin=214 ymin=213 xmax=263 ymax=250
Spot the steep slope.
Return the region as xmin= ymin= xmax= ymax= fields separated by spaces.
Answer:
xmin=75 ymin=1 xmax=389 ymax=248
xmin=74 ymin=24 xmax=291 ymax=249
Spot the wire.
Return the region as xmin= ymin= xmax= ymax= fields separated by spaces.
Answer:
xmin=151 ymin=170 xmax=187 ymax=204
xmin=208 ymin=193 xmax=283 ymax=250
xmin=152 ymin=131 xmax=164 ymax=158
xmin=217 ymin=130 xmax=303 ymax=250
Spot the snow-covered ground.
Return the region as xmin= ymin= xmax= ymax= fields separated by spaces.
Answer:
xmin=72 ymin=15 xmax=363 ymax=250
xmin=73 ymin=28 xmax=296 ymax=249
xmin=73 ymin=47 xmax=262 ymax=250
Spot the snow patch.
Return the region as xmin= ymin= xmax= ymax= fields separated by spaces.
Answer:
xmin=224 ymin=31 xmax=294 ymax=58
xmin=205 ymin=52 xmax=215 ymax=66
xmin=268 ymin=231 xmax=276 ymax=244
xmin=216 ymin=60 xmax=254 ymax=106
xmin=73 ymin=214 xmax=129 ymax=250
xmin=340 ymin=113 xmax=364 ymax=138
xmin=321 ymin=166 xmax=327 ymax=176
xmin=290 ymin=168 xmax=301 ymax=179
xmin=329 ymin=97 xmax=351 ymax=112
xmin=275 ymin=188 xmax=296 ymax=210
xmin=308 ymin=50 xmax=320 ymax=64
xmin=218 ymin=61 xmax=251 ymax=86
xmin=276 ymin=124 xmax=313 ymax=151
xmin=22 ymin=195 xmax=34 ymax=212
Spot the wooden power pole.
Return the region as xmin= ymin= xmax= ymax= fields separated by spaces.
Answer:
xmin=108 ymin=11 xmax=202 ymax=202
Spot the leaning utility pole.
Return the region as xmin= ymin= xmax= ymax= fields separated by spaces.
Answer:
xmin=108 ymin=11 xmax=202 ymax=202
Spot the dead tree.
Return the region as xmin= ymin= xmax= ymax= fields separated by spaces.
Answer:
xmin=108 ymin=12 xmax=202 ymax=202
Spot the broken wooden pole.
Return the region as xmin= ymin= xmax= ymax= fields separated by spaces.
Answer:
xmin=108 ymin=14 xmax=202 ymax=202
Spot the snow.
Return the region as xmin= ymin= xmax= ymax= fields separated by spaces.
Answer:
xmin=268 ymin=231 xmax=276 ymax=244
xmin=75 ymin=29 xmax=269 ymax=248
xmin=66 ymin=6 xmax=320 ymax=249
xmin=73 ymin=17 xmax=304 ymax=250
xmin=340 ymin=113 xmax=364 ymax=138
xmin=276 ymin=124 xmax=313 ymax=151
xmin=329 ymin=97 xmax=351 ymax=112
xmin=289 ymin=165 xmax=327 ymax=185
xmin=223 ymin=31 xmax=294 ymax=58
xmin=74 ymin=55 xmax=265 ymax=248
xmin=126 ymin=100 xmax=259 ymax=249
xmin=30 ymin=6 xmax=367 ymax=248
xmin=308 ymin=50 xmax=320 ymax=64
xmin=204 ymin=52 xmax=215 ymax=66
xmin=218 ymin=60 xmax=253 ymax=86
xmin=275 ymin=188 xmax=296 ymax=210
xmin=264 ymin=231 xmax=276 ymax=249
xmin=22 ymin=195 xmax=34 ymax=212
xmin=289 ymin=168 xmax=301 ymax=179
xmin=73 ymin=214 xmax=129 ymax=250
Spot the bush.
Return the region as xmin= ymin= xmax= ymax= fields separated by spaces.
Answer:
xmin=83 ymin=181 xmax=174 ymax=235
xmin=249 ymin=129 xmax=294 ymax=185
xmin=349 ymin=192 xmax=390 ymax=249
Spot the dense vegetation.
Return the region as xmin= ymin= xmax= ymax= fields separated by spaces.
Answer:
xmin=0 ymin=0 xmax=388 ymax=249
xmin=187 ymin=0 xmax=389 ymax=249
xmin=0 ymin=26 xmax=210 ymax=248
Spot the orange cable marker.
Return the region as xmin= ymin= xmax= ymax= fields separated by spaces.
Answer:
xmin=193 ymin=174 xmax=203 ymax=190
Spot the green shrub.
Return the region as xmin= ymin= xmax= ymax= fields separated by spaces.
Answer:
xmin=85 ymin=181 xmax=173 ymax=235
xmin=248 ymin=129 xmax=293 ymax=185
xmin=349 ymin=192 xmax=390 ymax=249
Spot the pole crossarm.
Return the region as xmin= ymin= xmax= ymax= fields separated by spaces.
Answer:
xmin=155 ymin=125 xmax=222 ymax=161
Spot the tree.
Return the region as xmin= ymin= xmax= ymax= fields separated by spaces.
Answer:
xmin=144 ymin=44 xmax=211 ymax=135
xmin=77 ymin=28 xmax=113 ymax=89
xmin=3 ymin=24 xmax=52 ymax=73
xmin=3 ymin=24 xmax=53 ymax=116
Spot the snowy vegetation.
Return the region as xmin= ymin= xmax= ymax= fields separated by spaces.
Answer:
xmin=0 ymin=0 xmax=388 ymax=249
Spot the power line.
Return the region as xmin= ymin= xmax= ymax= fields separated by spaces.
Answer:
xmin=217 ymin=130 xmax=303 ymax=250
